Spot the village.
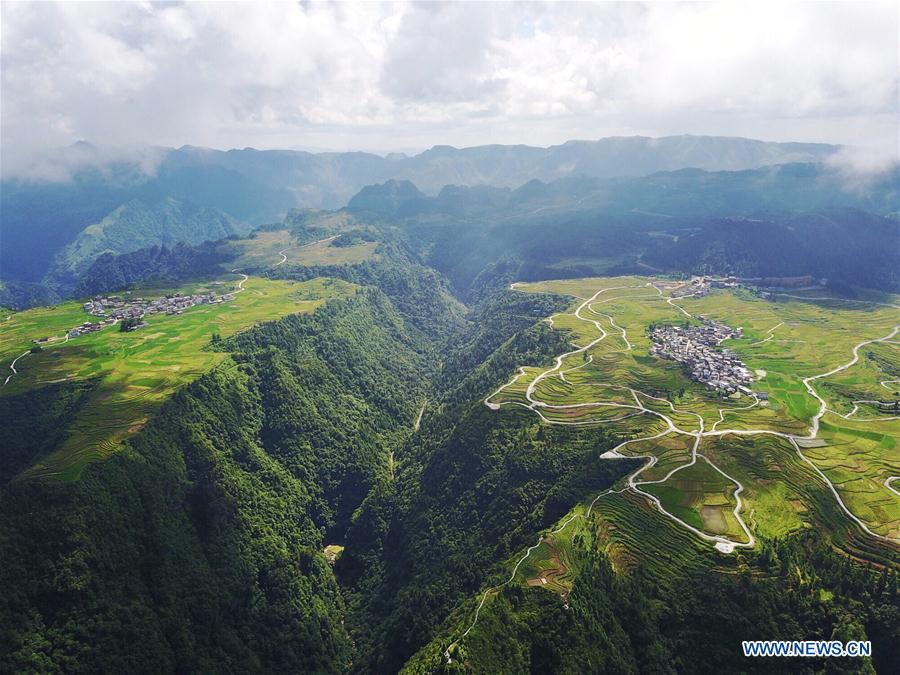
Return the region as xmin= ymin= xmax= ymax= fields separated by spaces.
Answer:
xmin=649 ymin=318 xmax=756 ymax=395
xmin=666 ymin=274 xmax=825 ymax=300
xmin=33 ymin=289 xmax=235 ymax=343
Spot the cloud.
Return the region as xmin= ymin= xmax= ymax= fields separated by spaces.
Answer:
xmin=1 ymin=1 xmax=897 ymax=179
xmin=827 ymin=141 xmax=900 ymax=179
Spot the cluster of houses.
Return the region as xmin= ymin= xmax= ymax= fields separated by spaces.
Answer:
xmin=672 ymin=277 xmax=712 ymax=298
xmin=32 ymin=290 xmax=235 ymax=342
xmin=649 ymin=318 xmax=755 ymax=395
xmin=82 ymin=291 xmax=234 ymax=322
xmin=671 ymin=275 xmax=824 ymax=299
xmin=64 ymin=319 xmax=115 ymax=339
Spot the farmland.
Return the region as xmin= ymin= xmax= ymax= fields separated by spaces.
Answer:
xmin=449 ymin=276 xmax=899 ymax=652
xmin=0 ymin=275 xmax=357 ymax=480
xmin=224 ymin=227 xmax=379 ymax=269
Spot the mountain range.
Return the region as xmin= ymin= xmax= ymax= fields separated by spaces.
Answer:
xmin=0 ymin=135 xmax=890 ymax=308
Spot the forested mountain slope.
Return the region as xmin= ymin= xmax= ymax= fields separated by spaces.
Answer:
xmin=1 ymin=259 xmax=898 ymax=673
xmin=0 ymin=288 xmax=437 ymax=671
xmin=74 ymin=241 xmax=236 ymax=298
xmin=0 ymin=135 xmax=837 ymax=291
xmin=347 ymin=164 xmax=900 ymax=297
xmin=1 ymin=147 xmax=899 ymax=673
xmin=49 ymin=197 xmax=246 ymax=285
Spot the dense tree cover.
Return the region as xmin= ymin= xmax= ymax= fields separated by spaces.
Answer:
xmin=1 ymin=366 xmax=351 ymax=673
xmin=75 ymin=241 xmax=236 ymax=297
xmin=408 ymin=533 xmax=897 ymax=674
xmin=349 ymin=165 xmax=899 ymax=298
xmin=333 ymin=293 xmax=640 ymax=672
xmin=332 ymin=229 xmax=378 ymax=247
xmin=48 ymin=197 xmax=247 ymax=286
xmin=438 ymin=289 xmax=572 ymax=395
xmin=0 ymin=287 xmax=435 ymax=673
xmin=0 ymin=280 xmax=63 ymax=310
xmin=266 ymin=242 xmax=467 ymax=342
xmin=2 ymin=247 xmax=899 ymax=674
xmin=0 ymin=378 xmax=100 ymax=483
xmin=645 ymin=209 xmax=900 ymax=291
xmin=420 ymin=202 xmax=900 ymax=297
xmin=224 ymin=289 xmax=433 ymax=535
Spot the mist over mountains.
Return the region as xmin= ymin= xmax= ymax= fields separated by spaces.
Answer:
xmin=8 ymin=134 xmax=839 ymax=203
xmin=0 ymin=134 xmax=894 ymax=307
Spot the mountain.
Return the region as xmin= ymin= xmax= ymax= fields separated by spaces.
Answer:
xmin=0 ymin=135 xmax=837 ymax=287
xmin=644 ymin=208 xmax=900 ymax=289
xmin=343 ymin=163 xmax=900 ymax=296
xmin=48 ymin=198 xmax=247 ymax=285
xmin=153 ymin=135 xmax=841 ymax=203
xmin=0 ymin=257 xmax=900 ymax=673
xmin=0 ymin=160 xmax=291 ymax=285
xmin=7 ymin=136 xmax=897 ymax=316
xmin=1 ymin=231 xmax=898 ymax=673
xmin=350 ymin=163 xmax=899 ymax=221
xmin=346 ymin=179 xmax=426 ymax=214
xmin=379 ymin=135 xmax=838 ymax=194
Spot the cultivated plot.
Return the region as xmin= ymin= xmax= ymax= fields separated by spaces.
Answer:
xmin=451 ymin=277 xmax=899 ymax=653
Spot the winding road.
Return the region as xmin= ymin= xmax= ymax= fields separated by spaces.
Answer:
xmin=453 ymin=281 xmax=900 ymax=654
xmin=230 ymin=270 xmax=249 ymax=293
xmin=488 ymin=281 xmax=899 ymax=542
xmin=3 ymin=350 xmax=30 ymax=387
xmin=887 ymin=477 xmax=900 ymax=498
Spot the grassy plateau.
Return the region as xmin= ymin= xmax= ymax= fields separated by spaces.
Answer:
xmin=1 ymin=275 xmax=357 ymax=480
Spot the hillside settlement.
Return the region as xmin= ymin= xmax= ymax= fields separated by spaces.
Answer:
xmin=649 ymin=319 xmax=755 ymax=395
xmin=33 ymin=290 xmax=235 ymax=343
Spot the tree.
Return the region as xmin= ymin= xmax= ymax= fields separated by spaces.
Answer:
xmin=119 ymin=317 xmax=141 ymax=332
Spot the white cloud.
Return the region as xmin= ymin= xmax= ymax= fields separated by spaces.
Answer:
xmin=1 ymin=1 xmax=897 ymax=178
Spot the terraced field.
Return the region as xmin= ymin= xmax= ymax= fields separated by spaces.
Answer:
xmin=448 ymin=276 xmax=899 ymax=657
xmin=1 ymin=275 xmax=357 ymax=480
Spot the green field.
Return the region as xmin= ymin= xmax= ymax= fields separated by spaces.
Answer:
xmin=223 ymin=229 xmax=295 ymax=268
xmin=445 ymin=276 xmax=900 ymax=654
xmin=224 ymin=228 xmax=379 ymax=269
xmin=488 ymin=277 xmax=899 ymax=560
xmin=291 ymin=237 xmax=378 ymax=266
xmin=1 ymin=275 xmax=357 ymax=480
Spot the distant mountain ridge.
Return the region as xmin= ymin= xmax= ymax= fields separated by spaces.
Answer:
xmin=346 ymin=162 xmax=899 ymax=221
xmin=0 ymin=135 xmax=856 ymax=303
xmin=49 ymin=197 xmax=246 ymax=285
xmin=168 ymin=134 xmax=838 ymax=204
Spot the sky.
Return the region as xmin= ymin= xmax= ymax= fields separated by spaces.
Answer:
xmin=1 ymin=1 xmax=898 ymax=177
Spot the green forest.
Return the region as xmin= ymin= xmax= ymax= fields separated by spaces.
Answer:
xmin=2 ymin=5 xmax=899 ymax=671
xmin=2 ymin=253 xmax=897 ymax=673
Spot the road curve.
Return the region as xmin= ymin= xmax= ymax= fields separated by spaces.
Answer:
xmin=3 ymin=350 xmax=30 ymax=386
xmin=451 ymin=281 xmax=900 ymax=654
xmin=485 ymin=282 xmax=899 ymax=551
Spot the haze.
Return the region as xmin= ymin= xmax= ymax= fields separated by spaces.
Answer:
xmin=1 ymin=1 xmax=898 ymax=177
